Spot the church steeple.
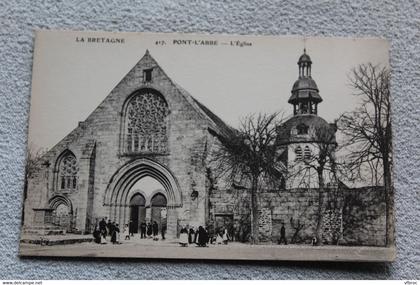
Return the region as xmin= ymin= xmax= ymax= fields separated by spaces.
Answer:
xmin=288 ymin=49 xmax=323 ymax=115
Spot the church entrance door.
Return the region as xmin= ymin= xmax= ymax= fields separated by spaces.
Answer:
xmin=104 ymin=158 xmax=182 ymax=239
xmin=150 ymin=193 xmax=167 ymax=234
xmin=129 ymin=193 xmax=146 ymax=233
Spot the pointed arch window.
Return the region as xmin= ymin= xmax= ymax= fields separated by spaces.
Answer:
xmin=124 ymin=89 xmax=169 ymax=154
xmin=56 ymin=151 xmax=78 ymax=191
xmin=304 ymin=146 xmax=311 ymax=160
xmin=295 ymin=146 xmax=303 ymax=161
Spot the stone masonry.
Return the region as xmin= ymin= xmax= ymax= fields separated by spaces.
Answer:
xmin=23 ymin=50 xmax=234 ymax=239
xmin=208 ymin=184 xmax=386 ymax=246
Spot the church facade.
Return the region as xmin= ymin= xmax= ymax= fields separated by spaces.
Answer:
xmin=23 ymin=50 xmax=387 ymax=246
xmin=23 ymin=50 xmax=235 ymax=239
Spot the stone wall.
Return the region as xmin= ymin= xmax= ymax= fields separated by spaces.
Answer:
xmin=208 ymin=184 xmax=387 ymax=246
xmin=341 ymin=186 xmax=386 ymax=246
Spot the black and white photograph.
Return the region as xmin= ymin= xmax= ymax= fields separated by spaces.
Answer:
xmin=19 ymin=30 xmax=395 ymax=261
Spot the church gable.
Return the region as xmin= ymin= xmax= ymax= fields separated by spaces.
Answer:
xmin=78 ymin=50 xmax=228 ymax=148
xmin=26 ymin=50 xmax=235 ymax=211
xmin=36 ymin=50 xmax=229 ymax=163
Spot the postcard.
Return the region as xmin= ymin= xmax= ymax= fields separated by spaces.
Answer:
xmin=20 ymin=30 xmax=395 ymax=261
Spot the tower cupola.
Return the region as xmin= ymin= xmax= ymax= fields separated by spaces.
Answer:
xmin=288 ymin=49 xmax=323 ymax=115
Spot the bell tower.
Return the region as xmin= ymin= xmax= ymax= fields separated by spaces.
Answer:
xmin=288 ymin=49 xmax=323 ymax=115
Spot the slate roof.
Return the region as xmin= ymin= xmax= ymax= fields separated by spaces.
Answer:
xmin=174 ymin=84 xmax=236 ymax=139
xmin=276 ymin=114 xmax=337 ymax=145
xmin=289 ymin=77 xmax=323 ymax=104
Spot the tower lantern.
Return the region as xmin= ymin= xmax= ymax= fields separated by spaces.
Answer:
xmin=299 ymin=48 xmax=312 ymax=77
xmin=288 ymin=49 xmax=323 ymax=115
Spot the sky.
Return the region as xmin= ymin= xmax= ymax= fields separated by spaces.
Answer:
xmin=28 ymin=30 xmax=389 ymax=151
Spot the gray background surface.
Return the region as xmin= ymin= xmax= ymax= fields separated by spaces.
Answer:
xmin=0 ymin=0 xmax=418 ymax=279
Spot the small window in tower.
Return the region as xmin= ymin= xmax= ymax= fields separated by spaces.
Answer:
xmin=295 ymin=146 xmax=302 ymax=161
xmin=296 ymin=123 xmax=309 ymax=135
xmin=143 ymin=68 xmax=153 ymax=82
xmin=301 ymin=102 xmax=309 ymax=114
xmin=304 ymin=146 xmax=311 ymax=160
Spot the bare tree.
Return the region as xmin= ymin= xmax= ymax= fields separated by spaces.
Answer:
xmin=290 ymin=217 xmax=305 ymax=244
xmin=22 ymin=145 xmax=46 ymax=224
xmin=210 ymin=112 xmax=285 ymax=244
xmin=338 ymin=63 xmax=393 ymax=246
xmin=286 ymin=125 xmax=337 ymax=245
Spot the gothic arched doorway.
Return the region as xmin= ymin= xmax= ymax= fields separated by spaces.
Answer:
xmin=49 ymin=195 xmax=73 ymax=232
xmin=129 ymin=193 xmax=146 ymax=234
xmin=104 ymin=158 xmax=182 ymax=239
xmin=151 ymin=193 xmax=167 ymax=235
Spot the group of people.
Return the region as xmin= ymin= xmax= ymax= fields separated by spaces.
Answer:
xmin=93 ymin=218 xmax=121 ymax=244
xmin=93 ymin=219 xmax=291 ymax=247
xmin=179 ymin=226 xmax=230 ymax=247
xmin=93 ymin=218 xmax=166 ymax=244
xmin=133 ymin=220 xmax=165 ymax=241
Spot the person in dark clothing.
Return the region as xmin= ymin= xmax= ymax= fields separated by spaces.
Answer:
xmin=188 ymin=227 xmax=195 ymax=244
xmin=233 ymin=223 xmax=239 ymax=242
xmin=109 ymin=221 xmax=115 ymax=242
xmin=278 ymin=223 xmax=287 ymax=245
xmin=152 ymin=221 xmax=159 ymax=241
xmin=140 ymin=222 xmax=147 ymax=239
xmin=111 ymin=223 xmax=120 ymax=244
xmin=128 ymin=220 xmax=134 ymax=237
xmin=146 ymin=222 xmax=152 ymax=238
xmin=93 ymin=225 xmax=101 ymax=244
xmin=161 ymin=223 xmax=166 ymax=240
xmin=205 ymin=227 xmax=211 ymax=245
xmin=197 ymin=226 xmax=208 ymax=247
xmin=99 ymin=218 xmax=107 ymax=239
xmin=99 ymin=218 xmax=106 ymax=231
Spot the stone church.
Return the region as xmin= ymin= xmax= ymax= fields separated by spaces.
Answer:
xmin=23 ymin=50 xmax=386 ymax=245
